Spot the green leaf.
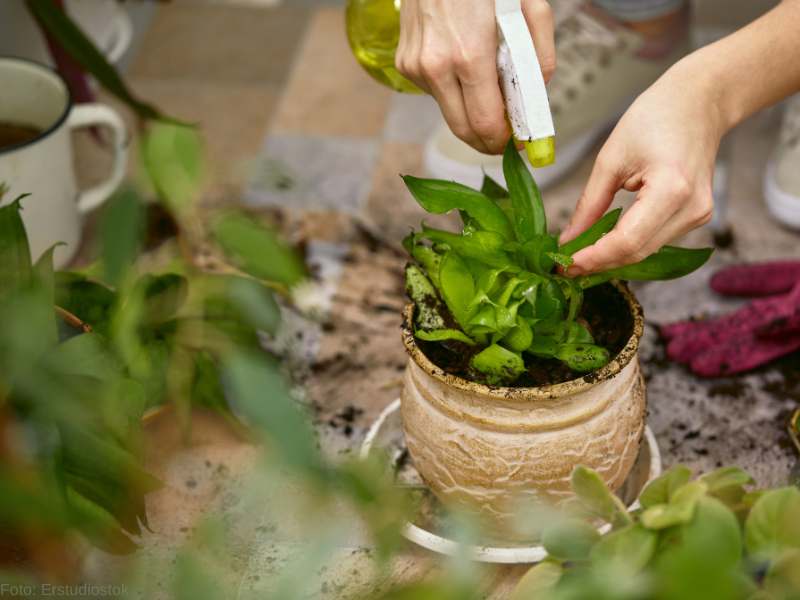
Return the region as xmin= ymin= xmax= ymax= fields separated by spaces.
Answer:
xmin=641 ymin=481 xmax=708 ymax=530
xmin=480 ymin=174 xmax=508 ymax=199
xmin=640 ymin=465 xmax=693 ymax=509
xmin=502 ymin=139 xmax=546 ymax=241
xmin=763 ymin=548 xmax=800 ymax=599
xmin=64 ymin=487 xmax=137 ymax=555
xmin=415 ymin=328 xmax=475 ymax=345
xmin=137 ymin=273 xmax=188 ymax=325
xmin=555 ymin=343 xmax=609 ymax=372
xmin=578 ymin=246 xmax=713 ymax=288
xmin=141 ymin=123 xmax=203 ymax=214
xmin=32 ymin=243 xmax=58 ymax=344
xmin=744 ymin=487 xmax=800 ymax=558
xmin=535 ymin=279 xmax=566 ymax=320
xmin=700 ymin=466 xmax=754 ymax=493
xmin=509 ymin=561 xmax=562 ymax=600
xmin=224 ymin=350 xmax=322 ymax=476
xmin=469 ymin=344 xmax=525 ymax=385
xmin=438 ymin=252 xmax=476 ymax=329
xmin=559 ymin=208 xmax=622 ymax=256
xmin=528 ymin=335 xmax=558 ymax=357
xmin=652 ymin=496 xmax=743 ymax=600
xmin=25 ymin=0 xmax=170 ymax=122
xmin=401 ymin=176 xmax=514 ymax=239
xmin=417 ymin=225 xmax=511 ymax=268
xmin=409 ymin=243 xmax=442 ymax=289
xmin=405 ymin=264 xmax=447 ymax=331
xmin=563 ymin=321 xmax=593 ymax=344
xmin=546 ymin=252 xmax=574 ymax=269
xmin=0 ymin=196 xmax=32 ymax=296
xmin=521 ymin=234 xmax=558 ymax=275
xmin=501 ymin=316 xmax=533 ymax=352
xmin=212 ymin=212 xmax=307 ymax=289
xmin=542 ymin=518 xmax=601 ymax=561
xmin=102 ymin=187 xmax=145 ymax=287
xmin=225 ymin=276 xmax=281 ymax=335
xmin=55 ymin=274 xmax=116 ymax=335
xmin=46 ymin=333 xmax=122 ymax=381
xmin=590 ymin=524 xmax=657 ymax=574
xmin=571 ymin=466 xmax=632 ymax=529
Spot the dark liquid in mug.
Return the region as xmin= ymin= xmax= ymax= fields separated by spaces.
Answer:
xmin=0 ymin=121 xmax=42 ymax=150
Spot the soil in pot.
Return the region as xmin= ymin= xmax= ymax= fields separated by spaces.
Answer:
xmin=416 ymin=282 xmax=635 ymax=387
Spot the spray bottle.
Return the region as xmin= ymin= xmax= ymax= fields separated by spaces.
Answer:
xmin=345 ymin=0 xmax=556 ymax=167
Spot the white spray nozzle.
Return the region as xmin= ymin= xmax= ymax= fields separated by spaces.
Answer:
xmin=495 ymin=0 xmax=555 ymax=143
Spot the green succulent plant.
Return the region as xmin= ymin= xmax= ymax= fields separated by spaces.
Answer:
xmin=403 ymin=140 xmax=712 ymax=385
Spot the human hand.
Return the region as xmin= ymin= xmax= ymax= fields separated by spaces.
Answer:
xmin=396 ymin=0 xmax=555 ymax=154
xmin=560 ymin=60 xmax=724 ymax=276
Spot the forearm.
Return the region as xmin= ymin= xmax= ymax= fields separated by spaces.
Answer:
xmin=671 ymin=0 xmax=800 ymax=136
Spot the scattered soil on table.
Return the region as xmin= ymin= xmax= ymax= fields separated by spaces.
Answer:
xmin=416 ymin=282 xmax=634 ymax=387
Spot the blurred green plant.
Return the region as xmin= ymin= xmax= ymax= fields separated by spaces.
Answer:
xmin=511 ymin=465 xmax=800 ymax=600
xmin=403 ymin=140 xmax=712 ymax=384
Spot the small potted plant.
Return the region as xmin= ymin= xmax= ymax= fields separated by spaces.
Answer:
xmin=399 ymin=141 xmax=712 ymax=532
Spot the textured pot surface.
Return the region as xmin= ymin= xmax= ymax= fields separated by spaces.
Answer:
xmin=400 ymin=281 xmax=646 ymax=528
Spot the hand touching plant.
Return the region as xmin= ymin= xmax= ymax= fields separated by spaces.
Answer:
xmin=403 ymin=139 xmax=712 ymax=385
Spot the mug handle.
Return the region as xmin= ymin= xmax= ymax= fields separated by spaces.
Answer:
xmin=104 ymin=7 xmax=134 ymax=64
xmin=67 ymin=103 xmax=128 ymax=214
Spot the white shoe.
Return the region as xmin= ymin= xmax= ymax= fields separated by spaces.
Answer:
xmin=764 ymin=95 xmax=800 ymax=229
xmin=424 ymin=4 xmax=690 ymax=189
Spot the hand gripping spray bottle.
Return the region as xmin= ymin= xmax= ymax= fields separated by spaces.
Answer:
xmin=346 ymin=0 xmax=556 ymax=168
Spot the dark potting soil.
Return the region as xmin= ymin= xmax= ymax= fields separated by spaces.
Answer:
xmin=416 ymin=282 xmax=635 ymax=387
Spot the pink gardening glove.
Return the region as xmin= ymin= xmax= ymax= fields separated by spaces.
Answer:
xmin=660 ymin=261 xmax=800 ymax=377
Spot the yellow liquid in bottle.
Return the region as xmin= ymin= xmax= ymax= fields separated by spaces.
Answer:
xmin=346 ymin=0 xmax=421 ymax=94
xmin=346 ymin=0 xmax=555 ymax=167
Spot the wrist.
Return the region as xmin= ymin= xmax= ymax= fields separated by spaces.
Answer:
xmin=664 ymin=49 xmax=735 ymax=140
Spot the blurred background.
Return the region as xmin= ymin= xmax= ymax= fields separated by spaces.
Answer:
xmin=1 ymin=0 xmax=799 ymax=598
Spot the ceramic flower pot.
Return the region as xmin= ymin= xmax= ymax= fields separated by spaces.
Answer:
xmin=400 ymin=281 xmax=646 ymax=531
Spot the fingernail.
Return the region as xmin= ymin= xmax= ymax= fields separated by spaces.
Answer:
xmin=567 ymin=265 xmax=584 ymax=277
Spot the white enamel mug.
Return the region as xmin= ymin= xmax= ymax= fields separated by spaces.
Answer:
xmin=0 ymin=57 xmax=128 ymax=267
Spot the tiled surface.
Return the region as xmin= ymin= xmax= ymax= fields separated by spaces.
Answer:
xmin=246 ymin=134 xmax=379 ymax=212
xmin=82 ymin=0 xmax=800 ymax=596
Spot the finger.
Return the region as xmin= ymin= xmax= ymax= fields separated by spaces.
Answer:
xmin=458 ymin=57 xmax=511 ymax=154
xmin=522 ymin=0 xmax=556 ymax=83
xmin=568 ymin=170 xmax=690 ymax=275
xmin=429 ymin=73 xmax=490 ymax=153
xmin=559 ymin=153 xmax=622 ymax=244
xmin=396 ymin=1 xmax=431 ymax=94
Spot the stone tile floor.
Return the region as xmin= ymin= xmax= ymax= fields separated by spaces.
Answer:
xmin=82 ymin=0 xmax=799 ymax=597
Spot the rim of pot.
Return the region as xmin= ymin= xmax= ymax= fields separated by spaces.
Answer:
xmin=401 ymin=279 xmax=645 ymax=400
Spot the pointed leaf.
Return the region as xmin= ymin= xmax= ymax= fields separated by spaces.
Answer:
xmin=480 ymin=174 xmax=508 ymax=199
xmin=212 ymin=212 xmax=307 ymax=289
xmin=502 ymin=139 xmax=546 ymax=241
xmin=401 ymin=176 xmax=514 ymax=239
xmin=418 ymin=225 xmax=510 ymax=268
xmin=578 ymin=246 xmax=713 ymax=288
xmin=415 ymin=328 xmax=475 ymax=345
xmin=559 ymin=208 xmax=622 ymax=256
xmin=0 ymin=196 xmax=32 ymax=296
